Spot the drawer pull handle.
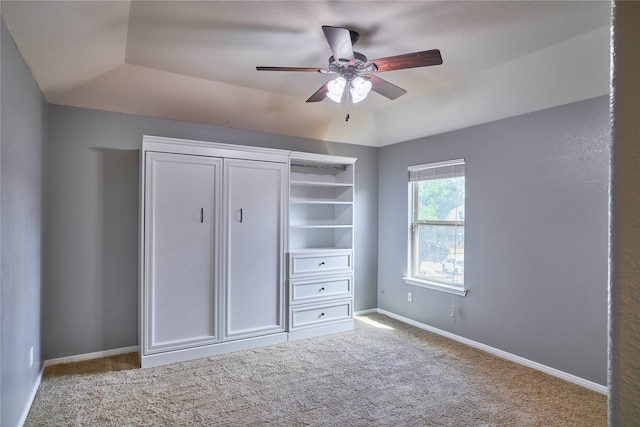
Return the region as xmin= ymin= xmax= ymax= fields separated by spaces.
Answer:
xmin=319 ymin=261 xmax=325 ymax=266
xmin=320 ymin=287 xmax=325 ymax=292
xmin=319 ymin=312 xmax=325 ymax=317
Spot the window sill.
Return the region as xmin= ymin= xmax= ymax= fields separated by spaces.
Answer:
xmin=403 ymin=277 xmax=468 ymax=296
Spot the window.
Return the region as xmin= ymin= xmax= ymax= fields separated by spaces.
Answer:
xmin=404 ymin=159 xmax=466 ymax=295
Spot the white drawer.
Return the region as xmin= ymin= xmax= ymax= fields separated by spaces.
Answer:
xmin=289 ymin=251 xmax=352 ymax=277
xmin=291 ymin=275 xmax=352 ymax=304
xmin=290 ymin=300 xmax=352 ymax=329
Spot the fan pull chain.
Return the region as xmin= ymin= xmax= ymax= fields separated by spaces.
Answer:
xmin=345 ymin=90 xmax=351 ymax=121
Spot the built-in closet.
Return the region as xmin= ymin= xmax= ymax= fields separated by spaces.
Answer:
xmin=139 ymin=136 xmax=355 ymax=367
xmin=288 ymin=152 xmax=356 ymax=340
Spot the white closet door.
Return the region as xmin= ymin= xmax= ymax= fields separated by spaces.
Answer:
xmin=144 ymin=152 xmax=221 ymax=354
xmin=224 ymin=159 xmax=286 ymax=339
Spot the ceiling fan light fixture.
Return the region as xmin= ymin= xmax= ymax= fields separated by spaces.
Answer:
xmin=350 ymin=76 xmax=372 ymax=104
xmin=327 ymin=76 xmax=346 ymax=103
xmin=257 ymin=26 xmax=443 ymax=105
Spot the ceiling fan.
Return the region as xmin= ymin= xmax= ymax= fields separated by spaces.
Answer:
xmin=256 ymin=26 xmax=443 ymax=107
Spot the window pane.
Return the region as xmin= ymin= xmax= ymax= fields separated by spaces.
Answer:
xmin=413 ymin=224 xmax=464 ymax=286
xmin=415 ymin=177 xmax=465 ymax=222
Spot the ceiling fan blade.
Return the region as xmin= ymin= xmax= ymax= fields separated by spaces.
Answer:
xmin=367 ymin=49 xmax=442 ymax=72
xmin=256 ymin=66 xmax=325 ymax=72
xmin=306 ymin=82 xmax=330 ymax=103
xmin=367 ymin=75 xmax=407 ymax=100
xmin=322 ymin=25 xmax=354 ymax=62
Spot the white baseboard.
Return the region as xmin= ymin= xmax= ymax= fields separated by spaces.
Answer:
xmin=141 ymin=334 xmax=288 ymax=369
xmin=17 ymin=366 xmax=44 ymax=427
xmin=288 ymin=321 xmax=354 ymax=341
xmin=376 ymin=309 xmax=608 ymax=396
xmin=354 ymin=308 xmax=378 ymax=316
xmin=43 ymin=345 xmax=139 ymax=368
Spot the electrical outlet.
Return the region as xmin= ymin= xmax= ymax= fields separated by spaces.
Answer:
xmin=29 ymin=346 xmax=34 ymax=367
xmin=407 ymin=292 xmax=413 ymax=302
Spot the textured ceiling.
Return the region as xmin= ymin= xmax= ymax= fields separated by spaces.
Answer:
xmin=1 ymin=1 xmax=611 ymax=147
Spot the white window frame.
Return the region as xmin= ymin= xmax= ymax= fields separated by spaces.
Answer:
xmin=403 ymin=158 xmax=467 ymax=296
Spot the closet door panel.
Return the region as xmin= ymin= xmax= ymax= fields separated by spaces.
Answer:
xmin=224 ymin=159 xmax=285 ymax=338
xmin=144 ymin=153 xmax=221 ymax=353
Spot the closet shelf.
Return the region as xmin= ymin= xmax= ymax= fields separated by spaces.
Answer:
xmin=290 ymin=224 xmax=353 ymax=229
xmin=290 ymin=199 xmax=353 ymax=205
xmin=290 ymin=180 xmax=353 ymax=187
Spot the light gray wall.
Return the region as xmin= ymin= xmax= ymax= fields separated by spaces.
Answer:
xmin=609 ymin=1 xmax=640 ymax=423
xmin=1 ymin=19 xmax=48 ymax=427
xmin=378 ymin=96 xmax=610 ymax=386
xmin=44 ymin=105 xmax=378 ymax=359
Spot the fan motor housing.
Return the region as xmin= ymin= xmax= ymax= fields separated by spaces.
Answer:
xmin=328 ymin=52 xmax=376 ymax=79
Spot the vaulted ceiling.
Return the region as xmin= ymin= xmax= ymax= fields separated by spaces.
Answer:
xmin=0 ymin=1 xmax=611 ymax=147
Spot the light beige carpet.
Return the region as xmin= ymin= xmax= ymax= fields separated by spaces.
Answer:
xmin=26 ymin=314 xmax=606 ymax=426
